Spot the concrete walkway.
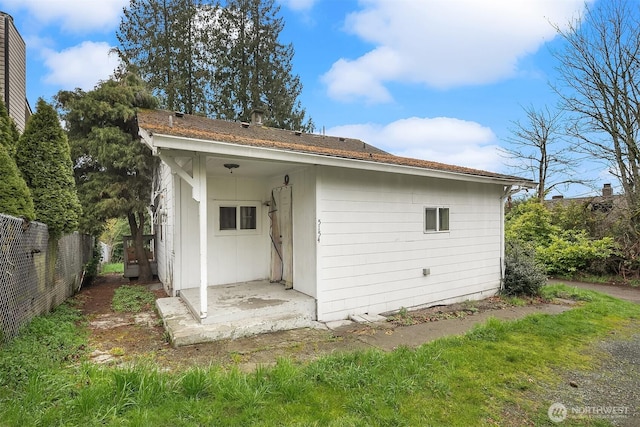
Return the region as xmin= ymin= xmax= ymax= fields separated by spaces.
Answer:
xmin=548 ymin=279 xmax=640 ymax=304
xmin=337 ymin=303 xmax=571 ymax=351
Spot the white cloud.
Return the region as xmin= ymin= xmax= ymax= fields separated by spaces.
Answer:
xmin=42 ymin=41 xmax=119 ymax=91
xmin=2 ymin=0 xmax=127 ymax=33
xmin=323 ymin=0 xmax=588 ymax=103
xmin=328 ymin=117 xmax=502 ymax=172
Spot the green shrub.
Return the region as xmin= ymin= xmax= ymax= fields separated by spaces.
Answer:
xmin=502 ymin=242 xmax=547 ymax=296
xmin=0 ymin=144 xmax=34 ymax=220
xmin=15 ymin=99 xmax=81 ymax=239
xmin=506 ymin=198 xmax=616 ymax=277
xmin=505 ymin=198 xmax=558 ymax=248
xmin=536 ymin=230 xmax=615 ymax=276
xmin=83 ymin=240 xmax=101 ymax=285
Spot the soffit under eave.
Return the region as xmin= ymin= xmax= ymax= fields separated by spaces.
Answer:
xmin=145 ymin=131 xmax=534 ymax=188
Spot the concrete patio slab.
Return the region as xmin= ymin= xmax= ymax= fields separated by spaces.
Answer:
xmin=156 ymin=281 xmax=318 ymax=346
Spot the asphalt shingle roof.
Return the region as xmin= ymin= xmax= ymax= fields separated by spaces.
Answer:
xmin=137 ymin=109 xmax=532 ymax=183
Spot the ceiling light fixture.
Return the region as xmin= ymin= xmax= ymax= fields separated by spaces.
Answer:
xmin=224 ymin=163 xmax=239 ymax=173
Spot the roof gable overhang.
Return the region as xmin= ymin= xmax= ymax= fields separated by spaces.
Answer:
xmin=139 ymin=127 xmax=536 ymax=188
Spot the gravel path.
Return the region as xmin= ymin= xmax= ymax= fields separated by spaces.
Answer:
xmin=539 ymin=325 xmax=639 ymax=426
xmin=539 ymin=281 xmax=640 ymax=425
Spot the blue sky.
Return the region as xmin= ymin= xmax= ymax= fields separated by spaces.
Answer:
xmin=0 ymin=0 xmax=608 ymax=197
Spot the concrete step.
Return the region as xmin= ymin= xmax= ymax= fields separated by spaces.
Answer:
xmin=156 ymin=296 xmax=318 ymax=346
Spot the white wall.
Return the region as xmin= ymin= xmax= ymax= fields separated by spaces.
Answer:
xmin=266 ymin=167 xmax=317 ymax=298
xmin=154 ymin=161 xmax=174 ymax=294
xmin=315 ymin=166 xmax=504 ymax=322
xmin=177 ymin=177 xmax=201 ymax=290
xmin=207 ymin=175 xmax=270 ymax=285
xmin=163 ymin=164 xmax=318 ymax=293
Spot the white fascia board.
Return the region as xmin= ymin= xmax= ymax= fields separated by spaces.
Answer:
xmin=147 ymin=132 xmax=533 ymax=187
xmin=139 ymin=127 xmax=156 ymax=153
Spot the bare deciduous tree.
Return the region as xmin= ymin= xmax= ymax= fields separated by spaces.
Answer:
xmin=502 ymin=104 xmax=584 ymax=202
xmin=553 ymin=0 xmax=640 ymax=232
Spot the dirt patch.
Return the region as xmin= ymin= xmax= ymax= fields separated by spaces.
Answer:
xmin=76 ymin=275 xmax=570 ymax=371
xmin=77 ymin=274 xmax=371 ymax=369
xmin=383 ymin=296 xmax=550 ymax=326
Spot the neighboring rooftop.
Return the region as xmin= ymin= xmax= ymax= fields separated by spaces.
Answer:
xmin=137 ymin=109 xmax=533 ymax=184
xmin=545 ymin=184 xmax=624 ymax=213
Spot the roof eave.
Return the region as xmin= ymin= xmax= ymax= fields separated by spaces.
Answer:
xmin=141 ymin=131 xmax=534 ymax=187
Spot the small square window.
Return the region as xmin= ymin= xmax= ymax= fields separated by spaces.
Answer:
xmin=240 ymin=206 xmax=257 ymax=230
xmin=425 ymin=207 xmax=449 ymax=232
xmin=219 ymin=206 xmax=237 ymax=230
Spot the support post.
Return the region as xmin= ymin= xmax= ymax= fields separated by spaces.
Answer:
xmin=195 ymin=155 xmax=208 ymax=319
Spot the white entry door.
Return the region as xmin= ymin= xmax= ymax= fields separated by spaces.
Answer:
xmin=269 ymin=186 xmax=293 ymax=289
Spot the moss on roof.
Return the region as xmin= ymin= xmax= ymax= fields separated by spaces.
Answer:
xmin=137 ymin=109 xmax=531 ymax=183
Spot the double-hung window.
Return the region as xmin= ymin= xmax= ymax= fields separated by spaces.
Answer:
xmin=424 ymin=207 xmax=450 ymax=232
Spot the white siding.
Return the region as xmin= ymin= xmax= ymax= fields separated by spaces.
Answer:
xmin=207 ymin=176 xmax=270 ymax=286
xmin=266 ymin=167 xmax=317 ymax=298
xmin=154 ymin=161 xmax=175 ymax=294
xmin=178 ymin=178 xmax=201 ymax=289
xmin=155 ymin=163 xmax=319 ymax=294
xmin=316 ymin=166 xmax=504 ymax=321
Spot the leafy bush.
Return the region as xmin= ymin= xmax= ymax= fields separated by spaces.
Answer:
xmin=505 ymin=199 xmax=557 ymax=248
xmin=536 ymin=230 xmax=615 ymax=276
xmin=506 ymin=198 xmax=616 ymax=277
xmin=82 ymin=240 xmax=101 ymax=286
xmin=502 ymin=243 xmax=547 ymax=296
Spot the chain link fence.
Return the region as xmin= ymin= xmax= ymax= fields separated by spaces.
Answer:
xmin=0 ymin=213 xmax=93 ymax=343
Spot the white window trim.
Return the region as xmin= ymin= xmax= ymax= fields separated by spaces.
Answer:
xmin=424 ymin=206 xmax=450 ymax=233
xmin=213 ymin=200 xmax=262 ymax=236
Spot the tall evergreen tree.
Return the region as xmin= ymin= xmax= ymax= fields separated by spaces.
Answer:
xmin=116 ymin=0 xmax=217 ymax=115
xmin=116 ymin=0 xmax=313 ymax=131
xmin=15 ymin=99 xmax=81 ymax=239
xmin=0 ymin=98 xmax=20 ymax=158
xmin=56 ymin=73 xmax=158 ymax=282
xmin=0 ymin=99 xmax=34 ymax=220
xmin=0 ymin=145 xmax=34 ymax=220
xmin=214 ymin=0 xmax=312 ymax=131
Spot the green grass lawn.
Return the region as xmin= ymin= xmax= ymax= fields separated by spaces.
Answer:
xmin=0 ymin=284 xmax=638 ymax=426
xmin=100 ymin=262 xmax=124 ymax=275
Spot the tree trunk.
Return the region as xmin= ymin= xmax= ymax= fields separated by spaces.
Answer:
xmin=128 ymin=211 xmax=153 ymax=283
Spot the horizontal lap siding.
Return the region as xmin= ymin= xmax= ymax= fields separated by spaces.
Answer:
xmin=316 ymin=167 xmax=504 ymax=321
